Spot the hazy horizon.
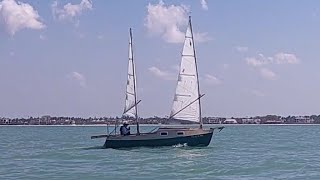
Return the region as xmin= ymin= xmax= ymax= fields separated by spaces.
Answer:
xmin=1 ymin=0 xmax=320 ymax=118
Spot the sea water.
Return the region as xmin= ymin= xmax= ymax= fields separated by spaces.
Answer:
xmin=0 ymin=125 xmax=319 ymax=180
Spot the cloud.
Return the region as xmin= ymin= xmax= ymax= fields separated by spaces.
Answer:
xmin=246 ymin=57 xmax=267 ymax=67
xmin=204 ymin=74 xmax=221 ymax=85
xmin=148 ymin=66 xmax=175 ymax=81
xmin=68 ymin=71 xmax=86 ymax=87
xmin=260 ymin=68 xmax=276 ymax=80
xmin=144 ymin=1 xmax=210 ymax=43
xmin=0 ymin=0 xmax=45 ymax=35
xmin=246 ymin=54 xmax=272 ymax=67
xmin=200 ymin=0 xmax=208 ymax=10
xmin=235 ymin=46 xmax=249 ymax=53
xmin=145 ymin=1 xmax=188 ymax=43
xmin=52 ymin=0 xmax=92 ymax=24
xmin=246 ymin=52 xmax=299 ymax=67
xmin=273 ymin=53 xmax=299 ymax=64
xmin=246 ymin=52 xmax=299 ymax=80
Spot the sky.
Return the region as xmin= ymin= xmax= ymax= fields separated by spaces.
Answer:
xmin=1 ymin=0 xmax=320 ymax=118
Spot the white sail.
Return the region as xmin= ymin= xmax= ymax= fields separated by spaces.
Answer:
xmin=170 ymin=19 xmax=201 ymax=123
xmin=123 ymin=29 xmax=137 ymax=118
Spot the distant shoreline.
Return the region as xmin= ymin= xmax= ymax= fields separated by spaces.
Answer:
xmin=1 ymin=124 xmax=320 ymax=127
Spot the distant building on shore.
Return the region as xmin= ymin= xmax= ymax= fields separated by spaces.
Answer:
xmin=206 ymin=117 xmax=225 ymax=124
xmin=242 ymin=118 xmax=261 ymax=124
xmin=223 ymin=119 xmax=238 ymax=124
xmin=285 ymin=116 xmax=314 ymax=124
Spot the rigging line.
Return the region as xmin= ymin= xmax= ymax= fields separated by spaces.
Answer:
xmin=149 ymin=126 xmax=159 ymax=133
xmin=109 ymin=126 xmax=117 ymax=135
xmin=130 ymin=28 xmax=140 ymax=135
xmin=169 ymin=94 xmax=205 ymax=119
xmin=123 ymin=100 xmax=141 ymax=115
xmin=189 ymin=16 xmax=203 ymax=128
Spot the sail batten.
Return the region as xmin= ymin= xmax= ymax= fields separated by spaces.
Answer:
xmin=126 ymin=91 xmax=134 ymax=95
xmin=170 ymin=17 xmax=202 ymax=124
xmin=179 ymin=74 xmax=195 ymax=76
xmin=176 ymin=94 xmax=191 ymax=97
xmin=182 ymin=55 xmax=195 ymax=57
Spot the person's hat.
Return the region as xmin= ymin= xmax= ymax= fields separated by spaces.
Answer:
xmin=123 ymin=121 xmax=129 ymax=125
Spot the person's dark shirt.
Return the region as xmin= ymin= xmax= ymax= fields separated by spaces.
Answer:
xmin=120 ymin=125 xmax=130 ymax=135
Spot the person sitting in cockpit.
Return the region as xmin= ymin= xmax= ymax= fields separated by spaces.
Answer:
xmin=120 ymin=121 xmax=130 ymax=136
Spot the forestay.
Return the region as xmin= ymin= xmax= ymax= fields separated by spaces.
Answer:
xmin=170 ymin=20 xmax=201 ymax=123
xmin=123 ymin=29 xmax=137 ymax=118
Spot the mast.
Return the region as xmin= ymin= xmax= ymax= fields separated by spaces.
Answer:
xmin=188 ymin=16 xmax=203 ymax=129
xmin=129 ymin=28 xmax=140 ymax=134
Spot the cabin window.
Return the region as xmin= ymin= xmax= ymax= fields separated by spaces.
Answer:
xmin=160 ymin=132 xmax=168 ymax=136
xmin=177 ymin=131 xmax=184 ymax=136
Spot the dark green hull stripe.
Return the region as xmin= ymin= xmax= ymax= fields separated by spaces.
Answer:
xmin=103 ymin=132 xmax=213 ymax=149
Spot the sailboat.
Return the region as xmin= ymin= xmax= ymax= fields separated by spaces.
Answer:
xmin=123 ymin=28 xmax=140 ymax=135
xmin=91 ymin=17 xmax=224 ymax=148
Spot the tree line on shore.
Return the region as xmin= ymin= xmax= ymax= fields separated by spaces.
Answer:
xmin=1 ymin=115 xmax=320 ymax=125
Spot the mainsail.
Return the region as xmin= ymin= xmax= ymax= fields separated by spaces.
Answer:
xmin=170 ymin=16 xmax=202 ymax=125
xmin=123 ymin=28 xmax=138 ymax=119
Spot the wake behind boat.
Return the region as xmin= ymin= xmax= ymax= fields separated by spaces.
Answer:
xmin=91 ymin=17 xmax=224 ymax=148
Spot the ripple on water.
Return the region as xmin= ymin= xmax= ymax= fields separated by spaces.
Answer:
xmin=1 ymin=125 xmax=320 ymax=180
